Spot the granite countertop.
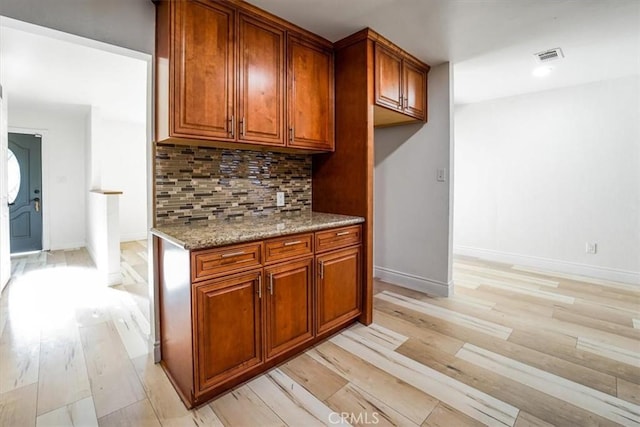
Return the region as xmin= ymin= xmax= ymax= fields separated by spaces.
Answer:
xmin=151 ymin=211 xmax=365 ymax=250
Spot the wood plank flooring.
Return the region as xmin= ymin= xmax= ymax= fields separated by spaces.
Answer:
xmin=0 ymin=249 xmax=638 ymax=426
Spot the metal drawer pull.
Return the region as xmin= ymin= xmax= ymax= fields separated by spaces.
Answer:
xmin=269 ymin=273 xmax=274 ymax=295
xmin=336 ymin=231 xmax=350 ymax=236
xmin=258 ymin=275 xmax=262 ymax=298
xmin=283 ymin=240 xmax=301 ymax=246
xmin=221 ymin=251 xmax=246 ymax=258
xmin=319 ymin=261 xmax=324 ymax=279
xmin=229 ymin=115 xmax=235 ymax=138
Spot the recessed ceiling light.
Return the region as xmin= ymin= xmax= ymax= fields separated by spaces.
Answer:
xmin=532 ymin=66 xmax=553 ymax=78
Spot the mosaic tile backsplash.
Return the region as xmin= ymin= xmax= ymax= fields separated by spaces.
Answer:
xmin=155 ymin=144 xmax=312 ymax=225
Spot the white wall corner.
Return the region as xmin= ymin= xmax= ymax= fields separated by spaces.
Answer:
xmin=374 ymin=265 xmax=453 ymax=297
xmin=454 ymin=245 xmax=640 ymax=286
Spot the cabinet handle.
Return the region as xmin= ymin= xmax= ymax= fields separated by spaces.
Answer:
xmin=241 ymin=117 xmax=246 ymax=136
xmin=283 ymin=240 xmax=301 ymax=247
xmin=289 ymin=127 xmax=294 ymax=142
xmin=404 ymin=97 xmax=408 ymax=108
xmin=336 ymin=231 xmax=350 ymax=236
xmin=229 ymin=115 xmax=235 ymax=138
xmin=269 ymin=273 xmax=273 ymax=295
xmin=258 ymin=274 xmax=262 ymax=298
xmin=319 ymin=261 xmax=324 ymax=279
xmin=221 ymin=250 xmax=245 ymax=258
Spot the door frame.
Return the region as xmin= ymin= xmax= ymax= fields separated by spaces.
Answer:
xmin=8 ymin=127 xmax=49 ymax=251
xmin=1 ymin=17 xmax=158 ymax=360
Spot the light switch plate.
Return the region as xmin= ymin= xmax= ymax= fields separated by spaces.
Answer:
xmin=437 ymin=168 xmax=447 ymax=182
xmin=276 ymin=192 xmax=285 ymax=207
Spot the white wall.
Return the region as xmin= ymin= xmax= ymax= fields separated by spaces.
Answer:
xmin=0 ymin=0 xmax=154 ymax=55
xmin=374 ymin=63 xmax=454 ymax=296
xmin=9 ymin=103 xmax=88 ymax=250
xmin=89 ymin=111 xmax=147 ymax=242
xmin=454 ymin=75 xmax=640 ymax=284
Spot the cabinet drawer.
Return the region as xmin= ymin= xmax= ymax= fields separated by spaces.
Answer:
xmin=315 ymin=225 xmax=362 ymax=253
xmin=264 ymin=233 xmax=313 ymax=264
xmin=192 ymin=242 xmax=263 ymax=282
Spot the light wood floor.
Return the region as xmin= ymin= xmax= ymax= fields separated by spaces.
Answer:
xmin=1 ymin=249 xmax=638 ymax=426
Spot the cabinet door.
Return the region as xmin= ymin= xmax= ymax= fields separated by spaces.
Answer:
xmin=287 ymin=36 xmax=334 ymax=151
xmin=374 ymin=43 xmax=403 ymax=112
xmin=194 ymin=270 xmax=263 ymax=394
xmin=173 ymin=0 xmax=234 ymax=140
xmin=403 ymin=60 xmax=427 ymax=120
xmin=316 ymin=246 xmax=361 ymax=334
xmin=265 ymin=258 xmax=313 ymax=359
xmin=237 ymin=14 xmax=285 ymax=146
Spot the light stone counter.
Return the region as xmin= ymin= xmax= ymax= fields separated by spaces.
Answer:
xmin=151 ymin=211 xmax=364 ymax=250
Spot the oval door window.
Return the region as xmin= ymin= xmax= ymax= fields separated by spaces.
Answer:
xmin=7 ymin=148 xmax=20 ymax=204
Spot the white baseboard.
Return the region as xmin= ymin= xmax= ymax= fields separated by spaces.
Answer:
xmin=49 ymin=241 xmax=86 ymax=251
xmin=86 ymin=243 xmax=97 ymax=267
xmin=454 ymin=245 xmax=640 ymax=285
xmin=374 ymin=265 xmax=453 ymax=297
xmin=107 ymin=272 xmax=122 ymax=286
xmin=121 ymin=232 xmax=148 ymax=243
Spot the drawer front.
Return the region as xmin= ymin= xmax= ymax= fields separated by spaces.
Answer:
xmin=192 ymin=242 xmax=263 ymax=282
xmin=315 ymin=225 xmax=362 ymax=253
xmin=264 ymin=233 xmax=313 ymax=264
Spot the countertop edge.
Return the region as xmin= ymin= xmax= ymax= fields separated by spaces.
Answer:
xmin=151 ymin=216 xmax=364 ymax=251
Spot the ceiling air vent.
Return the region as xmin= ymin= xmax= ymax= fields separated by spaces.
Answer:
xmin=534 ymin=48 xmax=564 ymax=63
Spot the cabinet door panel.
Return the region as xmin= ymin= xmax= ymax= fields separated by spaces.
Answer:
xmin=194 ymin=270 xmax=263 ymax=394
xmin=403 ymin=60 xmax=427 ymax=120
xmin=238 ymin=14 xmax=285 ymax=146
xmin=374 ymin=44 xmax=403 ymax=111
xmin=174 ymin=0 xmax=234 ymax=139
xmin=288 ymin=36 xmax=334 ymax=151
xmin=265 ymin=258 xmax=313 ymax=359
xmin=317 ymin=246 xmax=361 ymax=334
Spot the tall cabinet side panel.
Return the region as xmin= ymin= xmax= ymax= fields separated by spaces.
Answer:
xmin=312 ymin=38 xmax=374 ymax=324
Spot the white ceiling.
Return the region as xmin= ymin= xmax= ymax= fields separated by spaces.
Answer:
xmin=1 ymin=2 xmax=637 ymax=111
xmin=248 ymin=0 xmax=640 ymax=104
xmin=0 ymin=19 xmax=148 ymax=123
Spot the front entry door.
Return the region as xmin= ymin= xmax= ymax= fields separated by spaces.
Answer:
xmin=8 ymin=133 xmax=42 ymax=253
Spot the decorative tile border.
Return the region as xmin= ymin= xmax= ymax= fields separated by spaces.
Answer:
xmin=155 ymin=145 xmax=311 ymax=225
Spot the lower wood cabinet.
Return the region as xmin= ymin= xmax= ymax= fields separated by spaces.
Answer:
xmin=156 ymin=223 xmax=363 ymax=407
xmin=317 ymin=246 xmax=362 ymax=334
xmin=265 ymin=257 xmax=314 ymax=359
xmin=194 ymin=270 xmax=263 ymax=393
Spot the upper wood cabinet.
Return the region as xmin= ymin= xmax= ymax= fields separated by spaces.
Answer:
xmin=170 ymin=0 xmax=235 ymax=141
xmin=402 ymin=59 xmax=427 ymax=120
xmin=238 ymin=13 xmax=285 ymax=146
xmin=156 ymin=0 xmax=334 ymax=152
xmin=288 ymin=36 xmax=335 ymax=151
xmin=373 ymin=40 xmax=429 ymax=126
xmin=375 ymin=44 xmax=403 ymax=112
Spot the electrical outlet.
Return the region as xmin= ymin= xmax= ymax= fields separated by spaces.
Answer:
xmin=276 ymin=192 xmax=285 ymax=207
xmin=585 ymin=242 xmax=597 ymax=254
xmin=437 ymin=168 xmax=447 ymax=182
